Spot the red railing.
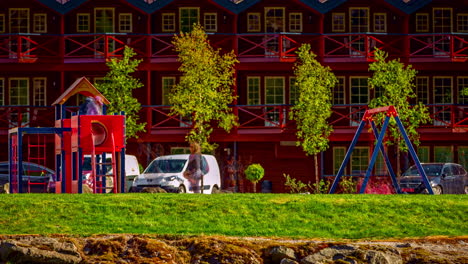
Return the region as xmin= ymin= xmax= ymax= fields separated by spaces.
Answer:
xmin=1 ymin=104 xmax=467 ymax=133
xmin=2 ymin=33 xmax=466 ymax=62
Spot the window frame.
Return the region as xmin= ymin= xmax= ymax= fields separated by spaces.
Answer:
xmin=247 ymin=12 xmax=261 ymax=32
xmin=264 ymin=76 xmax=285 ymax=105
xmin=289 ymin=12 xmax=302 ymax=32
xmin=32 ymin=77 xmax=46 ymax=106
xmin=264 ymin=7 xmax=285 ymax=33
xmin=162 ymin=76 xmax=176 ymax=105
xmin=0 ymin=14 xmax=4 ymax=33
xmin=417 ymin=146 xmax=430 ymax=163
xmin=9 ymin=8 xmax=30 ymax=33
xmin=415 ymin=76 xmax=429 ymax=104
xmin=94 ymin=8 xmax=115 ymax=33
xmin=289 ymin=77 xmax=298 ymax=105
xmin=247 ymin=76 xmax=260 ymax=105
xmin=77 ymin=13 xmax=90 ymax=32
xmin=333 ymin=146 xmax=346 ymax=174
xmin=457 ymin=13 xmax=468 ymax=33
xmin=162 ymin=13 xmax=176 ymax=32
xmin=179 ymin=7 xmax=200 ymax=33
xmin=9 ymin=77 xmax=29 ymax=105
xmin=457 ymin=76 xmax=468 ymax=104
xmin=349 ymin=76 xmax=369 ymax=105
xmin=433 ymin=76 xmax=453 ymax=104
xmin=119 ymin=13 xmax=132 ymax=33
xmin=349 ymin=7 xmax=369 ymax=33
xmin=333 ymin=76 xmax=345 ymax=105
xmin=33 ymin=13 xmax=47 ymax=33
xmin=373 ymin=13 xmax=386 ymax=33
xmin=434 ymin=146 xmax=453 ymax=163
xmin=433 ymin=8 xmax=452 ymax=33
xmin=332 ymin=12 xmax=345 ymax=32
xmin=351 ymin=146 xmax=369 ymax=175
xmin=415 ymin=13 xmax=429 ymax=32
xmin=0 ymin=78 xmax=4 ymax=105
xmin=204 ymin=12 xmax=217 ymax=32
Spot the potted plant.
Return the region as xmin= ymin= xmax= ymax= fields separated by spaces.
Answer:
xmin=244 ymin=163 xmax=264 ymax=193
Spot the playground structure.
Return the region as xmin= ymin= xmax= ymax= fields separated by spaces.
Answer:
xmin=329 ymin=105 xmax=434 ymax=195
xmin=8 ymin=77 xmax=126 ymax=194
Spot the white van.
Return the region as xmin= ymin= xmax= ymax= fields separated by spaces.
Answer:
xmin=131 ymin=154 xmax=221 ymax=194
xmin=83 ymin=154 xmax=140 ymax=192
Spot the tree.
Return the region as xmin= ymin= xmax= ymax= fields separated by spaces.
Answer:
xmin=170 ymin=24 xmax=238 ymax=152
xmin=290 ymin=44 xmax=338 ymax=191
xmin=368 ymin=49 xmax=431 ymax=172
xmin=244 ymin=164 xmax=264 ymax=193
xmin=95 ymin=46 xmax=146 ymax=139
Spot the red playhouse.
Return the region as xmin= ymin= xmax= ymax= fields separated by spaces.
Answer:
xmin=8 ymin=77 xmax=126 ymax=194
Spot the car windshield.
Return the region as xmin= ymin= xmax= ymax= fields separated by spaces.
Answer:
xmin=403 ymin=164 xmax=443 ymax=177
xmin=144 ymin=159 xmax=186 ymax=173
xmin=82 ymin=157 xmax=112 ymax=172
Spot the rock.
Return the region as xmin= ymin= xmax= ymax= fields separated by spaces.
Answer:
xmin=141 ymin=187 xmax=167 ymax=193
xmin=0 ymin=236 xmax=82 ymax=264
xmin=280 ymin=258 xmax=299 ymax=264
xmin=0 ymin=183 xmax=9 ymax=194
xmin=268 ymin=246 xmax=296 ymax=263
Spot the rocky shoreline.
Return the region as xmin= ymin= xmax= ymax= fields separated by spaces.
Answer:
xmin=0 ymin=234 xmax=467 ymax=263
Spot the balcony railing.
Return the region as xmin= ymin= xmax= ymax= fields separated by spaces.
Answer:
xmin=1 ymin=104 xmax=467 ymax=135
xmin=1 ymin=33 xmax=467 ymax=63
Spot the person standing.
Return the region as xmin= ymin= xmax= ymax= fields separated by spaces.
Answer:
xmin=183 ymin=142 xmax=203 ymax=193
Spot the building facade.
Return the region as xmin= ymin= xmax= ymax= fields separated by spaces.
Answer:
xmin=0 ymin=0 xmax=467 ymax=192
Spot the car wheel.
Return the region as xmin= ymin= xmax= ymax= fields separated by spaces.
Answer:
xmin=211 ymin=185 xmax=220 ymax=194
xmin=464 ymin=185 xmax=468 ymax=194
xmin=432 ymin=185 xmax=443 ymax=195
xmin=177 ymin=185 xmax=186 ymax=193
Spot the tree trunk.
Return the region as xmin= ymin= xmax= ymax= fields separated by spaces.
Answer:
xmin=314 ymin=154 xmax=319 ymax=193
xmin=253 ymin=182 xmax=256 ymax=193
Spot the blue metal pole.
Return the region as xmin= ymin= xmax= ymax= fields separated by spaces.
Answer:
xmin=394 ymin=116 xmax=433 ymax=194
xmin=121 ymin=149 xmax=126 ymax=193
xmin=17 ymin=130 xmax=23 ymax=193
xmin=329 ymin=120 xmax=366 ymax=194
xmin=370 ymin=122 xmax=402 ymax=194
xmin=360 ymin=117 xmax=390 ymax=193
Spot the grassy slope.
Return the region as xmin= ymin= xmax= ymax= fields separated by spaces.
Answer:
xmin=0 ymin=193 xmax=466 ymax=239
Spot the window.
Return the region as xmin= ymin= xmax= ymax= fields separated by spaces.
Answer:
xmin=333 ymin=76 xmax=345 ymax=105
xmin=417 ymin=146 xmax=430 ymax=163
xmin=434 ymin=77 xmax=453 ymax=104
xmin=33 ymin=78 xmax=46 ymax=106
xmin=265 ymin=77 xmax=284 ymax=104
xmin=349 ymin=8 xmax=369 ymax=32
xmin=351 ymin=146 xmax=368 ymax=175
xmin=77 ymin=13 xmax=90 ymax=32
xmin=434 ymin=146 xmax=453 ymax=163
xmin=0 ymin=78 xmax=4 ymax=105
xmin=180 ymin=7 xmax=199 ymax=33
xmin=457 ymin=14 xmax=468 ymax=32
xmin=289 ymin=13 xmax=302 ymax=32
xmin=458 ymin=77 xmax=468 ymax=104
xmin=247 ymin=13 xmax=260 ymax=32
xmin=458 ymin=146 xmax=468 ymax=169
xmin=9 ymin=78 xmax=29 ymax=105
xmin=9 ymin=8 xmax=29 ymax=33
xmin=332 ymin=13 xmax=345 ymax=32
xmin=433 ymin=8 xmax=452 ymax=33
xmin=350 ymin=77 xmax=368 ymax=104
xmin=95 ymin=8 xmax=114 ymax=33
xmin=33 ymin=14 xmax=47 ymax=33
xmin=289 ymin=77 xmax=298 ymax=105
xmin=119 ymin=13 xmax=132 ymax=33
xmin=204 ymin=13 xmax=217 ymax=32
xmin=162 ymin=77 xmax=176 ymax=105
xmin=247 ymin=77 xmax=260 ymax=105
xmin=333 ymin=147 xmax=346 ymax=174
xmin=415 ymin=13 xmax=429 ymax=32
xmin=162 ymin=13 xmax=175 ymax=32
xmin=0 ymin=14 xmax=5 ymax=33
xmin=416 ymin=76 xmax=429 ymax=104
xmin=375 ymin=151 xmax=387 ymax=176
xmin=373 ymin=13 xmax=386 ymax=32
xmin=265 ymin=7 xmax=284 ymax=32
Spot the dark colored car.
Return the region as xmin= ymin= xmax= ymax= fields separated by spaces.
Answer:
xmin=0 ymin=161 xmax=55 ymax=193
xmin=399 ymin=163 xmax=468 ymax=194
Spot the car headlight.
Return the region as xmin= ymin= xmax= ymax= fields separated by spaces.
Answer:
xmin=165 ymin=176 xmax=176 ymax=181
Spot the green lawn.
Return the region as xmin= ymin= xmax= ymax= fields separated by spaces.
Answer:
xmin=0 ymin=193 xmax=466 ymax=239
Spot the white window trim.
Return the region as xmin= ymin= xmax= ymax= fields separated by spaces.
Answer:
xmin=264 ymin=7 xmax=285 ymax=33
xmin=179 ymin=7 xmax=200 ymax=32
xmin=373 ymin=13 xmax=386 ymax=33
xmin=0 ymin=14 xmax=6 ymax=33
xmin=9 ymin=77 xmax=29 ymax=105
xmin=264 ymin=76 xmax=285 ymax=104
xmin=77 ymin=13 xmax=90 ymax=33
xmin=457 ymin=13 xmax=468 ymax=33
xmin=32 ymin=77 xmax=46 ymax=106
xmin=0 ymin=78 xmax=4 ymax=105
xmin=33 ymin=13 xmax=47 ymax=33
xmin=349 ymin=7 xmax=369 ymax=33
xmin=162 ymin=13 xmax=176 ymax=32
xmin=332 ymin=12 xmax=345 ymax=32
xmin=247 ymin=12 xmax=261 ymax=32
xmin=119 ymin=13 xmax=132 ymax=33
xmin=162 ymin=76 xmax=176 ymax=105
xmin=247 ymin=76 xmax=261 ymax=105
xmin=289 ymin=12 xmax=302 ymax=33
xmin=204 ymin=12 xmax=217 ymax=32
xmin=415 ymin=13 xmax=429 ymax=32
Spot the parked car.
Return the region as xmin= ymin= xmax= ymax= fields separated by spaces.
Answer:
xmin=131 ymin=154 xmax=221 ymax=194
xmin=0 ymin=161 xmax=55 ymax=193
xmin=82 ymin=154 xmax=140 ymax=192
xmin=399 ymin=163 xmax=468 ymax=194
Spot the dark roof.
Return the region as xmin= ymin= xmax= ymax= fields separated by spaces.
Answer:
xmin=36 ymin=0 xmax=89 ymax=14
xmin=298 ymin=0 xmax=347 ymax=14
xmin=384 ymin=0 xmax=432 ymax=14
xmin=125 ymin=0 xmax=174 ymax=14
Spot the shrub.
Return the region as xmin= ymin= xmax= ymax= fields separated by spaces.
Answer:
xmin=244 ymin=164 xmax=264 ymax=193
xmin=283 ymin=174 xmax=311 ymax=193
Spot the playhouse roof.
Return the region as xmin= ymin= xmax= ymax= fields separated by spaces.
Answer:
xmin=52 ymin=77 xmax=110 ymax=106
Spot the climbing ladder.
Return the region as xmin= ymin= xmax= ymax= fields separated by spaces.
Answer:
xmin=26 ymin=134 xmax=48 ymax=192
xmin=90 ymin=132 xmax=117 ymax=193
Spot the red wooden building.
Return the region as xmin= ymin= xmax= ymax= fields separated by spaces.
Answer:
xmin=0 ymin=0 xmax=467 ymax=192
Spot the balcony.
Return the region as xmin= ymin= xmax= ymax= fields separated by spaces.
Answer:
xmin=1 ymin=33 xmax=467 ymax=63
xmin=1 ymin=104 xmax=467 ymax=133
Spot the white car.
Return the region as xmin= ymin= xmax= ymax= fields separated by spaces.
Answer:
xmin=131 ymin=154 xmax=221 ymax=194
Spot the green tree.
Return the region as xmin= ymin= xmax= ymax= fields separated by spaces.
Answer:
xmin=244 ymin=164 xmax=264 ymax=193
xmin=170 ymin=24 xmax=238 ymax=152
xmin=95 ymin=46 xmax=146 ymax=139
xmin=368 ymin=49 xmax=431 ymax=172
xmin=290 ymin=44 xmax=337 ymax=191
